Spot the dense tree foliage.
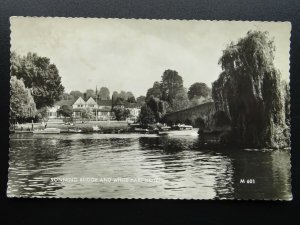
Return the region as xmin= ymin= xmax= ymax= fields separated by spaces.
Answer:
xmin=140 ymin=69 xmax=193 ymax=124
xmin=188 ymin=82 xmax=211 ymax=100
xmin=282 ymin=80 xmax=290 ymax=127
xmin=127 ymin=96 xmax=136 ymax=103
xmin=112 ymin=90 xmax=135 ymax=104
xmin=81 ymin=108 xmax=94 ymax=121
xmin=57 ymin=105 xmax=73 ymax=117
xmin=36 ymin=107 xmax=48 ymax=121
xmin=138 ymin=105 xmax=156 ymax=125
xmin=10 ymin=76 xmax=36 ymax=120
xmin=147 ymin=96 xmax=168 ymax=121
xmin=146 ymin=81 xmax=162 ymax=100
xmin=70 ymin=90 xmax=83 ymax=100
xmin=85 ymin=89 xmax=95 ymax=99
xmin=172 ymin=87 xmax=190 ymax=111
xmin=212 ymin=30 xmax=289 ymax=148
xmin=99 ymin=87 xmax=110 ymax=100
xmin=112 ymin=107 xmax=130 ymax=121
xmin=160 ymin=70 xmax=184 ymax=104
xmin=136 ymin=96 xmax=146 ymax=107
xmin=146 ymin=70 xmax=190 ymax=113
xmin=11 ymin=52 xmax=64 ymax=109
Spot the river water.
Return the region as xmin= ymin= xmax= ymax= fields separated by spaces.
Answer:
xmin=8 ymin=133 xmax=292 ymax=200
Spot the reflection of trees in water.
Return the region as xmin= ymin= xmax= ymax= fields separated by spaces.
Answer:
xmin=212 ymin=157 xmax=234 ymax=199
xmin=139 ymin=136 xmax=235 ymax=197
xmin=9 ymin=135 xmax=291 ymax=199
xmin=138 ymin=137 xmax=291 ymax=199
xmin=270 ymin=150 xmax=292 ymax=199
xmin=139 ymin=136 xmax=202 ymax=151
xmin=138 ymin=137 xmax=187 ymax=173
xmin=228 ymin=149 xmax=292 ymax=200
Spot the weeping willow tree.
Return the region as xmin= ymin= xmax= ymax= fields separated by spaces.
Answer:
xmin=10 ymin=76 xmax=37 ymax=123
xmin=212 ymin=30 xmax=290 ymax=148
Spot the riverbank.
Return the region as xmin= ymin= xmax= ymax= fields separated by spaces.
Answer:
xmin=13 ymin=121 xmax=129 ymax=133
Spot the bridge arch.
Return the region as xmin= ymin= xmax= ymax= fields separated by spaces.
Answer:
xmin=163 ymin=102 xmax=216 ymax=128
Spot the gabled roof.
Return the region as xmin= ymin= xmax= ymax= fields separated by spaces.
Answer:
xmin=73 ymin=97 xmax=86 ymax=105
xmin=86 ymin=97 xmax=97 ymax=105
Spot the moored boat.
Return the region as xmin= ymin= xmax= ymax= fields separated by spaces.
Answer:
xmin=33 ymin=128 xmax=61 ymax=134
xmin=157 ymin=124 xmax=197 ymax=136
xmin=128 ymin=123 xmax=150 ymax=133
xmin=67 ymin=128 xmax=82 ymax=133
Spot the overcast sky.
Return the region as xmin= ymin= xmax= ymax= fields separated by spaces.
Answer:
xmin=11 ymin=17 xmax=291 ymax=97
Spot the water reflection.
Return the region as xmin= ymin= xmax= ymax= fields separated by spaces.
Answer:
xmin=8 ymin=133 xmax=292 ymax=199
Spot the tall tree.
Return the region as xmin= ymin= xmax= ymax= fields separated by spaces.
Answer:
xmin=99 ymin=87 xmax=110 ymax=100
xmin=11 ymin=52 xmax=64 ymax=109
xmin=213 ymin=30 xmax=289 ymax=148
xmin=172 ymin=88 xmax=190 ymax=111
xmin=10 ymin=76 xmax=36 ymax=120
xmin=160 ymin=69 xmax=184 ymax=104
xmin=139 ymin=105 xmax=156 ymax=125
xmin=147 ymin=96 xmax=168 ymax=121
xmin=146 ymin=81 xmax=162 ymax=100
xmin=188 ymin=82 xmax=211 ymax=100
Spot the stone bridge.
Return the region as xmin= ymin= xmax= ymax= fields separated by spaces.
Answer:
xmin=163 ymin=102 xmax=216 ymax=128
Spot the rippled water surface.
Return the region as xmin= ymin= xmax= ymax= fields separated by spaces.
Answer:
xmin=8 ymin=133 xmax=292 ymax=199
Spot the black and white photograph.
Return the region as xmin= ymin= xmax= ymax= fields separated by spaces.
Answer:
xmin=8 ymin=17 xmax=292 ymax=200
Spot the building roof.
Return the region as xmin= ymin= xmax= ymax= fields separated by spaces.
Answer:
xmin=97 ymin=99 xmax=112 ymax=106
xmin=124 ymin=102 xmax=139 ymax=108
xmin=86 ymin=97 xmax=97 ymax=105
xmin=73 ymin=97 xmax=86 ymax=105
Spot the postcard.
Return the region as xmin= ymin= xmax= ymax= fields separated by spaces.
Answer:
xmin=8 ymin=17 xmax=292 ymax=200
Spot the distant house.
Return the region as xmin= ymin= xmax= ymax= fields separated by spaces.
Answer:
xmin=72 ymin=97 xmax=94 ymax=118
xmin=72 ymin=97 xmax=86 ymax=109
xmin=123 ymin=102 xmax=141 ymax=121
xmin=47 ymin=99 xmax=75 ymax=119
xmin=113 ymin=101 xmax=141 ymax=121
xmin=96 ymin=99 xmax=113 ymax=120
xmin=47 ymin=96 xmax=140 ymax=121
